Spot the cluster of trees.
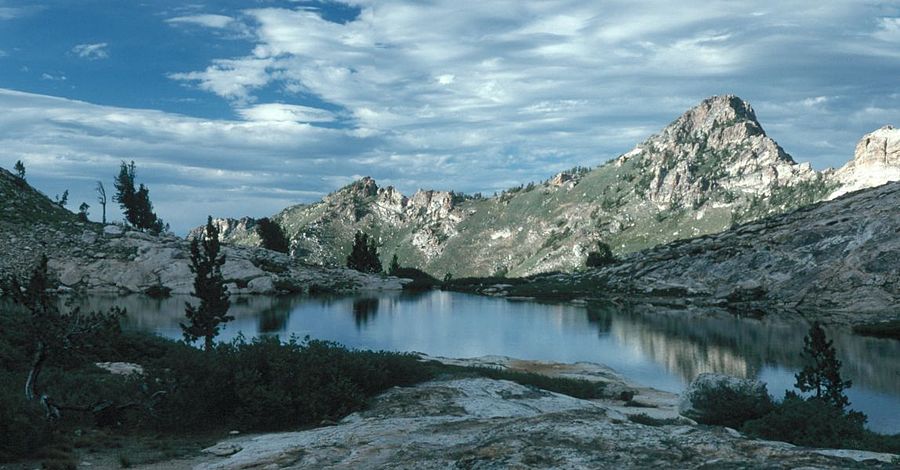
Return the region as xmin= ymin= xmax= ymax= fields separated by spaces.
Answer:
xmin=256 ymin=217 xmax=290 ymax=254
xmin=346 ymin=231 xmax=383 ymax=273
xmin=113 ymin=161 xmax=166 ymax=233
xmin=585 ymin=241 xmax=616 ymax=267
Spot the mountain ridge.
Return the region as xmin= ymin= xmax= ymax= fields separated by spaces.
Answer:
xmin=199 ymin=95 xmax=899 ymax=277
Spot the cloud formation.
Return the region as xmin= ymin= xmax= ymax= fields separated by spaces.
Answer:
xmin=72 ymin=42 xmax=109 ymax=60
xmin=1 ymin=1 xmax=899 ymax=233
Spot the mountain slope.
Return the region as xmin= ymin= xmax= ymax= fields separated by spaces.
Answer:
xmin=210 ymin=95 xmax=896 ymax=277
xmin=0 ymin=168 xmax=400 ymax=295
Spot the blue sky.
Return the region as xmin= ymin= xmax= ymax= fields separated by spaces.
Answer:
xmin=1 ymin=1 xmax=899 ymax=233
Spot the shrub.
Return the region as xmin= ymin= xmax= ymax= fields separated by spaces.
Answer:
xmin=683 ymin=379 xmax=774 ymax=429
xmin=0 ymin=373 xmax=53 ymax=461
xmin=740 ymin=393 xmax=899 ymax=452
xmin=256 ymin=218 xmax=290 ymax=254
xmin=585 ymin=241 xmax=616 ymax=268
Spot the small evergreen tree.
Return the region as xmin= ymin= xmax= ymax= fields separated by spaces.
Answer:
xmin=795 ymin=322 xmax=852 ymax=410
xmin=388 ymin=254 xmax=400 ymax=276
xmin=585 ymin=241 xmax=616 ymax=267
xmin=77 ymin=202 xmax=90 ymax=222
xmin=182 ymin=216 xmax=232 ymax=351
xmin=346 ymin=231 xmax=382 ymax=273
xmin=256 ymin=217 xmax=290 ymax=253
xmin=54 ymin=190 xmax=68 ymax=208
xmin=14 ymin=160 xmax=25 ymax=179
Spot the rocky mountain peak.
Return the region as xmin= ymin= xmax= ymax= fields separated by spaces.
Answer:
xmin=663 ymin=94 xmax=763 ymax=140
xmin=830 ymin=125 xmax=900 ymax=198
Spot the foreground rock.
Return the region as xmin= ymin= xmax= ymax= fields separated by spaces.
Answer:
xmin=168 ymin=376 xmax=893 ymax=469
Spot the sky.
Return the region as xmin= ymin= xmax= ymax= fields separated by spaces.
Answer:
xmin=0 ymin=1 xmax=898 ymax=233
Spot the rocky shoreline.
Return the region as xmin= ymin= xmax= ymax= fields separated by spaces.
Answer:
xmin=125 ymin=356 xmax=896 ymax=469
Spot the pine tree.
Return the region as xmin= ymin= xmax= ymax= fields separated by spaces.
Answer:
xmin=256 ymin=217 xmax=290 ymax=253
xmin=346 ymin=231 xmax=382 ymax=273
xmin=14 ymin=160 xmax=25 ymax=179
xmin=181 ymin=216 xmax=232 ymax=351
xmin=388 ymin=254 xmax=400 ymax=275
xmin=585 ymin=241 xmax=616 ymax=267
xmin=794 ymin=322 xmax=852 ymax=409
xmin=78 ymin=202 xmax=90 ymax=222
xmin=54 ymin=190 xmax=68 ymax=208
xmin=113 ymin=161 xmax=165 ymax=233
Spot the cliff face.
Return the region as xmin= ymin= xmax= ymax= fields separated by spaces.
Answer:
xmin=211 ymin=96 xmax=895 ymax=278
xmin=829 ymin=125 xmax=900 ymax=198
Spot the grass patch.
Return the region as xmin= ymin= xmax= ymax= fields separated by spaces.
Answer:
xmin=627 ymin=413 xmax=681 ymax=426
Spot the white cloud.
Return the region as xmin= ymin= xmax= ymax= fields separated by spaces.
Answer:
xmin=40 ymin=73 xmax=67 ymax=81
xmin=238 ymin=103 xmax=335 ymax=122
xmin=166 ymin=14 xmax=235 ymax=29
xmin=72 ymin=43 xmax=109 ymax=60
xmin=873 ymin=17 xmax=900 ymax=42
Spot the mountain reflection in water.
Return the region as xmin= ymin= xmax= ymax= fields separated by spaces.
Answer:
xmin=63 ymin=290 xmax=899 ymax=433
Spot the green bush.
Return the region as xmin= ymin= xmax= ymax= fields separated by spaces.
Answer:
xmin=0 ymin=372 xmax=53 ymax=461
xmin=146 ymin=336 xmax=432 ymax=432
xmin=685 ymin=381 xmax=774 ymax=429
xmin=742 ymin=393 xmax=900 ymax=453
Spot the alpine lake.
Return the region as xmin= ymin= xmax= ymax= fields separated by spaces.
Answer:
xmin=70 ymin=290 xmax=900 ymax=433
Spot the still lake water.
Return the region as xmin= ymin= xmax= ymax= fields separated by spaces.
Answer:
xmin=74 ymin=290 xmax=900 ymax=433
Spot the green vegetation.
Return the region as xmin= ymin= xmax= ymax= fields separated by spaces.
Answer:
xmin=795 ymin=322 xmax=851 ymax=409
xmin=14 ymin=160 xmax=26 ymax=179
xmin=852 ymin=319 xmax=900 ymax=340
xmin=346 ymin=231 xmax=383 ymax=273
xmin=113 ymin=160 xmax=166 ymax=233
xmin=585 ymin=241 xmax=616 ymax=268
xmin=685 ymin=323 xmax=899 ymax=453
xmin=388 ymin=254 xmax=400 ymax=275
xmin=256 ymin=217 xmax=290 ymax=253
xmin=182 ymin=217 xmax=232 ymax=351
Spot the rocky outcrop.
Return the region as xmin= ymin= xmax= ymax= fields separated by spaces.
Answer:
xmin=210 ymin=96 xmax=900 ymax=278
xmin=527 ymin=181 xmax=900 ymax=324
xmin=165 ymin=373 xmax=894 ymax=469
xmin=0 ymin=169 xmax=402 ymax=295
xmin=830 ymin=125 xmax=900 ymax=198
xmin=187 ymin=217 xmax=260 ymax=244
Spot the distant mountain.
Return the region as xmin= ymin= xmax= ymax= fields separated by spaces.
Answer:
xmin=204 ymin=95 xmax=900 ymax=277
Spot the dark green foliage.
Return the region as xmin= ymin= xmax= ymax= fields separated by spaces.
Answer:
xmin=795 ymin=322 xmax=851 ymax=410
xmin=684 ymin=381 xmax=775 ymax=429
xmin=627 ymin=413 xmax=682 ymax=426
xmin=55 ymin=190 xmax=68 ymax=208
xmin=346 ymin=231 xmax=382 ymax=273
xmin=113 ymin=161 xmax=165 ymax=233
xmin=852 ymin=319 xmax=900 ymax=340
xmin=182 ymin=217 xmax=232 ymax=351
xmin=388 ymin=254 xmax=400 ymax=276
xmin=146 ymin=336 xmax=432 ymax=431
xmin=256 ymin=217 xmax=290 ymax=254
xmin=14 ymin=160 xmax=25 ymax=179
xmin=77 ymin=202 xmax=90 ymax=222
xmin=742 ymin=393 xmax=900 ymax=453
xmin=391 ymin=267 xmax=439 ymax=291
xmin=0 ymin=372 xmax=53 ymax=461
xmin=585 ymin=241 xmax=616 ymax=268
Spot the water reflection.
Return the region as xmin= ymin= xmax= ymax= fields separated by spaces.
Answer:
xmin=58 ymin=291 xmax=899 ymax=433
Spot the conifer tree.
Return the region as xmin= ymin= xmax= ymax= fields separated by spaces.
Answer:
xmin=388 ymin=254 xmax=400 ymax=275
xmin=346 ymin=231 xmax=382 ymax=273
xmin=14 ymin=160 xmax=25 ymax=179
xmin=256 ymin=217 xmax=290 ymax=253
xmin=113 ymin=161 xmax=165 ymax=233
xmin=794 ymin=322 xmax=852 ymax=409
xmin=181 ymin=216 xmax=232 ymax=351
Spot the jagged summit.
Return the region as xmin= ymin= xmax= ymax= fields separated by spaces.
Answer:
xmin=661 ymin=95 xmax=765 ymax=140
